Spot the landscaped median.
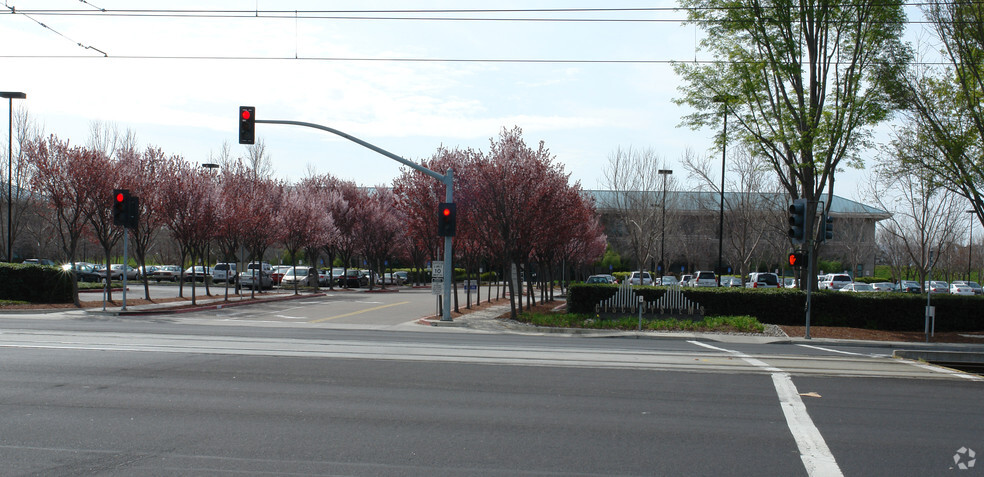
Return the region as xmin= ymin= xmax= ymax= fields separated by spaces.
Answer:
xmin=514 ymin=311 xmax=765 ymax=333
xmin=567 ymin=284 xmax=984 ymax=333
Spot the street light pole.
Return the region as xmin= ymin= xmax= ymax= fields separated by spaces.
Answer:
xmin=658 ymin=169 xmax=672 ymax=278
xmin=712 ymin=94 xmax=733 ymax=284
xmin=1 ymin=92 xmax=26 ymax=263
xmin=967 ymin=210 xmax=975 ymax=281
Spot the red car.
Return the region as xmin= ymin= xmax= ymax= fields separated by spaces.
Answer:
xmin=270 ymin=266 xmax=292 ymax=285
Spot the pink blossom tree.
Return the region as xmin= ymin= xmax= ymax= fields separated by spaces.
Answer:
xmin=277 ymin=183 xmax=335 ymax=294
xmin=26 ymin=135 xmax=102 ymax=306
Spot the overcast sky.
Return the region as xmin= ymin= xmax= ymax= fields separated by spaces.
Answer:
xmin=1 ymin=1 xmax=928 ymax=201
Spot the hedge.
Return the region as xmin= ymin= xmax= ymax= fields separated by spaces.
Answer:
xmin=567 ymin=285 xmax=984 ymax=332
xmin=0 ymin=263 xmax=74 ymax=303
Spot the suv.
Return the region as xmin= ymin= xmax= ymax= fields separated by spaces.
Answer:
xmin=212 ymin=262 xmax=237 ymax=283
xmin=680 ymin=274 xmax=693 ymax=286
xmin=746 ymin=272 xmax=780 ymax=289
xmin=819 ymin=273 xmax=852 ymax=290
xmin=692 ymin=270 xmax=717 ymax=287
xmin=629 ymin=271 xmax=654 ymax=286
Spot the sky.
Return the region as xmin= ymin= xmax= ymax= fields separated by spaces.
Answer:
xmin=0 ymin=0 xmax=930 ymax=202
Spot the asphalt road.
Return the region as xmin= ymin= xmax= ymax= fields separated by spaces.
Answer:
xmin=0 ymin=295 xmax=980 ymax=476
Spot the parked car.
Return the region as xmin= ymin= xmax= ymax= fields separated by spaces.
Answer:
xmin=183 ymin=266 xmax=211 ymax=282
xmin=150 ymin=265 xmax=182 ymax=282
xmin=897 ymin=280 xmax=921 ymax=293
xmin=923 ymin=280 xmax=949 ymax=294
xmin=270 ymin=265 xmax=292 ymax=285
xmin=949 ymin=281 xmax=976 ymax=296
xmin=746 ymin=272 xmax=779 ymax=289
xmin=839 ymin=282 xmax=875 ymax=292
xmin=72 ymin=263 xmax=105 ymax=282
xmin=586 ymin=274 xmax=616 ymax=284
xmin=22 ymin=258 xmax=56 ymax=266
xmin=281 ymin=267 xmax=318 ymax=287
xmin=238 ymin=270 xmax=272 ymax=290
xmin=212 ymin=262 xmax=238 ymax=283
xmin=951 ymin=280 xmax=984 ymax=295
xmin=783 ymin=278 xmax=798 ymax=289
xmin=377 ymin=272 xmax=406 ymax=285
xmin=628 ymin=271 xmax=654 ymax=286
xmin=691 ymin=270 xmax=717 ymax=287
xmin=819 ymin=274 xmax=852 ymax=290
xmin=680 ymin=274 xmax=693 ymax=286
xmin=660 ymin=276 xmax=680 ymax=287
xmin=871 ymin=282 xmax=897 ymax=292
xmin=93 ymin=264 xmax=123 ymax=281
xmin=138 ymin=265 xmax=157 ymax=278
xmin=335 ymin=269 xmax=365 ymax=288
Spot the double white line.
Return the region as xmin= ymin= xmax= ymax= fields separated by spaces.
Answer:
xmin=688 ymin=340 xmax=843 ymax=477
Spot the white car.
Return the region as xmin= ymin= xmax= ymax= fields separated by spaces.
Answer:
xmin=629 ymin=271 xmax=654 ymax=286
xmin=949 ymin=282 xmax=975 ymax=296
xmin=746 ymin=272 xmax=779 ymax=289
xmin=819 ymin=274 xmax=852 ymax=290
xmin=660 ymin=276 xmax=679 ymax=287
xmin=238 ymin=270 xmax=272 ymax=290
xmin=281 ymin=267 xmax=318 ymax=287
xmin=691 ymin=270 xmax=717 ymax=287
xmin=839 ymin=282 xmax=875 ymax=293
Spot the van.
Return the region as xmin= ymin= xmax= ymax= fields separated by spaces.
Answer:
xmin=212 ymin=262 xmax=237 ymax=283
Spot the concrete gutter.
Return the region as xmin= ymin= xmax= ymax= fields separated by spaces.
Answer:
xmin=893 ymin=349 xmax=984 ymax=366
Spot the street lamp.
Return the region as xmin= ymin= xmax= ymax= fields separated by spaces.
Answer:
xmin=1 ymin=91 xmax=26 ymax=263
xmin=712 ymin=94 xmax=735 ymax=283
xmin=658 ymin=169 xmax=672 ymax=277
xmin=967 ymin=210 xmax=975 ymax=281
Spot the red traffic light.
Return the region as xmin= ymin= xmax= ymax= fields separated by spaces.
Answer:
xmin=442 ymin=207 xmax=451 ymax=217
xmin=115 ymin=192 xmax=125 ymax=203
xmin=241 ymin=109 xmax=251 ymax=120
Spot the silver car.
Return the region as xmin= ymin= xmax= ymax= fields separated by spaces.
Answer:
xmin=238 ymin=271 xmax=272 ymax=290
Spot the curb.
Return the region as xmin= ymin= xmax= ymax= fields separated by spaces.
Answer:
xmin=84 ymin=292 xmax=326 ymax=316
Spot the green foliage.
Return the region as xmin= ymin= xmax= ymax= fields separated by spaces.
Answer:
xmin=567 ymin=284 xmax=984 ymax=332
xmin=0 ymin=263 xmax=74 ymax=303
xmin=596 ymin=245 xmax=628 ymax=272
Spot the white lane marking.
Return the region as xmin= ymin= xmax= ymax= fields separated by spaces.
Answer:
xmin=688 ymin=340 xmax=844 ymax=477
xmin=797 ymin=344 xmax=868 ymax=357
xmin=904 ymin=360 xmax=984 ymax=381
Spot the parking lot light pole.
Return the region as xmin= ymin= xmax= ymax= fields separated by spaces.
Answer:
xmin=712 ymin=94 xmax=734 ymax=285
xmin=967 ymin=210 xmax=975 ymax=281
xmin=658 ymin=169 xmax=672 ymax=277
xmin=1 ymin=91 xmax=26 ymax=263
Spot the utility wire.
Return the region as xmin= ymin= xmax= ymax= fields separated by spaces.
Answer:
xmin=4 ymin=5 xmax=107 ymax=56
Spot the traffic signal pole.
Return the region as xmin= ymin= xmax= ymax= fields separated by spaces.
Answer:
xmin=250 ymin=117 xmax=455 ymax=321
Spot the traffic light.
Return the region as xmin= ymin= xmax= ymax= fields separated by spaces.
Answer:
xmin=788 ymin=199 xmax=807 ymax=244
xmin=437 ymin=202 xmax=456 ymax=237
xmin=239 ymin=106 xmax=255 ymax=145
xmin=112 ymin=189 xmax=129 ymax=226
xmin=124 ymin=195 xmax=140 ymax=229
xmin=822 ymin=215 xmax=834 ymax=242
xmin=788 ymin=251 xmax=806 ymax=269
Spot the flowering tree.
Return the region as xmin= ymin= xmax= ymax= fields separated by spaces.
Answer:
xmin=26 ymin=135 xmax=102 ymax=306
xmin=354 ymin=186 xmax=402 ymax=291
xmin=116 ymin=146 xmax=172 ymax=299
xmin=277 ymin=183 xmax=335 ymax=294
xmin=159 ymin=156 xmax=219 ymax=304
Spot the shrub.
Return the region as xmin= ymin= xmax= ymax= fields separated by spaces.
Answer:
xmin=0 ymin=263 xmax=74 ymax=303
xmin=566 ymin=285 xmax=984 ymax=332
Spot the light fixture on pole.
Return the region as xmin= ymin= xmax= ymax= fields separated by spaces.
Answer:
xmin=658 ymin=169 xmax=672 ymax=277
xmin=1 ymin=91 xmax=26 ymax=263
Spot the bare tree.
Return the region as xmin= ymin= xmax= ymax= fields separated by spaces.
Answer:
xmin=600 ymin=147 xmax=672 ymax=282
xmin=245 ymin=138 xmax=273 ymax=179
xmin=865 ymin=162 xmax=965 ymax=286
xmin=683 ymin=146 xmax=783 ymax=282
xmin=1 ymin=106 xmax=43 ymax=260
